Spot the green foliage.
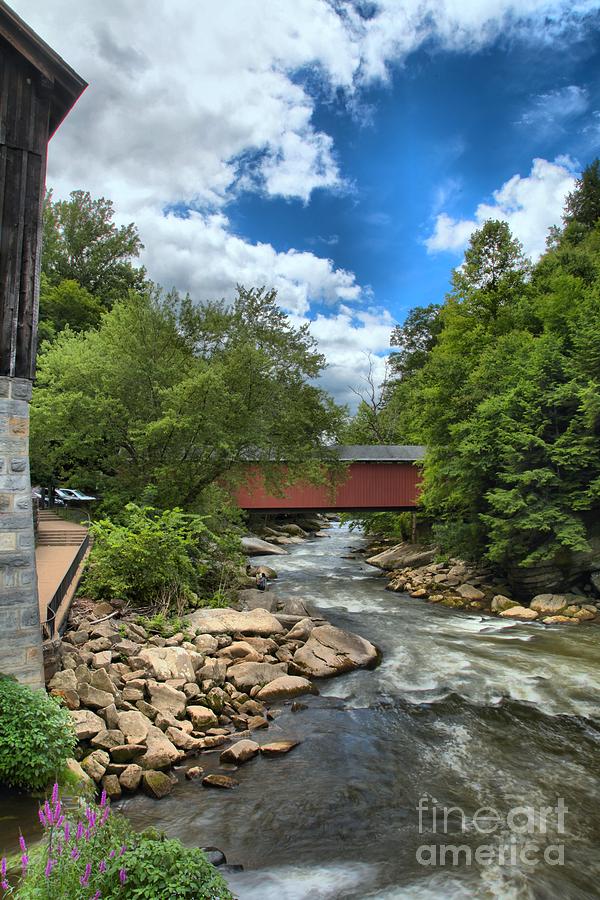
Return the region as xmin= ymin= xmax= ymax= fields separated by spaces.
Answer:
xmin=563 ymin=158 xmax=600 ymax=229
xmin=31 ymin=285 xmax=343 ymax=512
xmin=82 ymin=504 xmax=242 ymax=612
xmin=38 ymin=276 xmax=106 ymax=341
xmin=112 ymin=833 xmax=232 ymax=899
xmin=0 ymin=678 xmax=76 ymax=792
xmin=134 ymin=612 xmax=191 ymax=638
xmin=341 ymin=511 xmax=414 ymax=540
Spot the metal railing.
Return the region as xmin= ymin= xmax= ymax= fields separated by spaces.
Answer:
xmin=43 ymin=534 xmax=90 ymax=639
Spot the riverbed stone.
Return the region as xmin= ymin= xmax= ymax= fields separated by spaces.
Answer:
xmin=78 ymin=683 xmax=115 ymax=709
xmin=90 ymin=668 xmax=118 ymax=696
xmin=543 ymin=615 xmax=581 ymax=625
xmin=260 ymin=740 xmax=300 ymax=756
xmin=119 ymin=764 xmax=143 ymax=791
xmin=456 ymin=584 xmax=485 ymax=602
xmin=138 ymin=726 xmax=181 ymax=770
xmin=530 ymin=594 xmax=568 ymax=616
xmin=256 ymin=675 xmax=315 ymax=703
xmin=217 ymin=640 xmax=263 ymax=661
xmin=135 ymin=647 xmax=197 ymax=682
xmin=196 ymin=658 xmax=228 ymax=684
xmin=220 ymin=739 xmax=260 ymax=765
xmin=185 ymin=766 xmax=204 ymax=780
xmin=573 ymin=607 xmax=596 ymax=621
xmin=165 ymin=726 xmax=205 ymax=752
xmin=187 ymin=607 xmax=285 ymax=636
xmin=117 ymin=710 xmax=150 ymax=744
xmin=367 ymin=542 xmax=438 ymax=571
xmin=142 ymin=770 xmax=174 ymax=799
xmin=147 ymin=682 xmax=187 ymax=718
xmin=65 ymin=757 xmax=93 ymax=789
xmin=110 ymin=743 xmax=146 ymax=763
xmin=292 ymin=624 xmax=378 ymax=678
xmin=81 ymin=750 xmax=110 ymax=782
xmin=187 ymin=706 xmax=219 ymax=730
xmin=491 ymin=595 xmax=519 ymax=613
xmin=227 ymin=661 xmax=288 ymax=691
xmin=70 ymin=709 xmax=105 ymax=740
xmin=499 ymin=606 xmax=539 ymax=621
xmin=238 ymin=589 xmax=278 ymax=612
xmin=90 ymin=729 xmax=125 ymax=751
xmin=101 ymin=774 xmax=122 ymax=801
xmin=202 ymin=774 xmax=239 ymax=789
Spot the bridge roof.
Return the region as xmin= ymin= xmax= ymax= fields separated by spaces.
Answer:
xmin=334 ymin=444 xmax=425 ymax=462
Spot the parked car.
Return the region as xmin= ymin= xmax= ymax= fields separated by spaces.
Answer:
xmin=55 ymin=488 xmax=97 ymax=503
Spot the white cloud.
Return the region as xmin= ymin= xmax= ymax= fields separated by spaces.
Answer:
xmin=425 ymin=157 xmax=578 ymax=260
xmin=518 ymin=85 xmax=589 ymax=132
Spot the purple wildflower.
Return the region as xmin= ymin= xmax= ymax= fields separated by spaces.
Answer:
xmin=71 ymin=847 xmax=80 ymax=861
xmin=53 ymin=800 xmax=62 ymax=822
xmin=44 ymin=858 xmax=56 ymax=878
xmin=51 ymin=782 xmax=59 ymax=805
xmin=91 ymin=893 xmax=101 ymax=900
xmin=98 ymin=859 xmax=107 ymax=873
xmin=39 ymin=808 xmax=47 ymax=828
xmin=1 ymin=879 xmax=9 ymax=891
xmin=109 ymin=849 xmax=116 ymax=859
xmin=18 ymin=835 xmax=26 ymax=854
xmin=0 ymin=859 xmax=5 ymax=878
xmin=64 ymin=821 xmax=71 ymax=843
xmin=100 ymin=789 xmax=107 ymax=808
xmin=80 ymin=863 xmax=92 ymax=887
xmin=119 ymin=846 xmax=127 ymax=856
xmin=119 ymin=868 xmax=127 ymax=885
xmin=21 ymin=853 xmax=29 ymax=875
xmin=43 ymin=801 xmax=52 ymax=825
xmin=76 ymin=822 xmax=85 ymax=841
xmin=100 ymin=807 xmax=110 ymax=826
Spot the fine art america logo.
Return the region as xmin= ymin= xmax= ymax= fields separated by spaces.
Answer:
xmin=416 ymin=794 xmax=566 ymax=868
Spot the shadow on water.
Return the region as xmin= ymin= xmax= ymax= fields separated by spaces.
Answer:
xmin=3 ymin=525 xmax=600 ymax=899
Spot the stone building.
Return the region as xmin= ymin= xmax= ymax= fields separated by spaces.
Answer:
xmin=0 ymin=1 xmax=86 ymax=685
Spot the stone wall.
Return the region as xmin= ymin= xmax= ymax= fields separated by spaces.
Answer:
xmin=0 ymin=376 xmax=43 ymax=687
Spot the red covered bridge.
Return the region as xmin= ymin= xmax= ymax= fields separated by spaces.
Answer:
xmin=234 ymin=445 xmax=425 ymax=512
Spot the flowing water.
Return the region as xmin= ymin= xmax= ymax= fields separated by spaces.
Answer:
xmin=3 ymin=525 xmax=600 ymax=898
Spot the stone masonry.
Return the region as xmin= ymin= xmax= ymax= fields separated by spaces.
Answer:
xmin=0 ymin=377 xmax=43 ymax=687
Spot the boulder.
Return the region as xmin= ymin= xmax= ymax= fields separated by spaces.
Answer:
xmin=187 ymin=608 xmax=285 ymax=636
xmin=292 ymin=624 xmax=378 ymax=678
xmin=165 ymin=726 xmax=205 ymax=752
xmin=256 ymin=565 xmax=277 ymax=579
xmin=156 ymin=712 xmax=193 ymax=733
xmin=256 ymin=675 xmax=314 ymax=703
xmin=530 ymin=594 xmax=568 ymax=616
xmin=220 ymin=739 xmax=260 ymax=765
xmin=119 ymin=764 xmax=143 ymax=792
xmin=242 ymin=636 xmax=279 ymax=655
xmin=64 ymin=757 xmax=93 ymax=790
xmin=185 ymin=766 xmax=204 ymax=780
xmin=78 ymin=683 xmax=114 ymax=710
xmin=101 ymin=774 xmax=122 ymax=801
xmin=81 ymin=750 xmax=110 ymax=783
xmin=366 ymin=542 xmax=438 ymax=571
xmin=110 ymin=744 xmax=146 ymax=763
xmin=279 ymin=598 xmax=312 ymax=617
xmin=499 ymin=606 xmax=539 ymax=621
xmin=491 ymin=595 xmax=518 ymax=613
xmin=574 ymin=608 xmax=596 ymax=621
xmin=147 ymin=682 xmax=187 ymax=718
xmin=194 ymin=634 xmax=219 ymax=654
xmin=260 ymin=740 xmax=299 ymax=756
xmin=89 ymin=668 xmax=118 ymax=696
xmin=543 ymin=615 xmax=581 ymax=625
xmin=48 ymin=669 xmax=77 ymax=693
xmin=90 ymin=729 xmax=125 ymax=751
xmin=202 ymin=774 xmax=239 ymax=789
xmin=142 ymin=770 xmax=174 ymax=799
xmin=238 ymin=589 xmax=278 ymax=612
xmin=242 ymin=536 xmax=288 ymax=556
xmin=70 ymin=709 xmax=105 ymax=740
xmin=227 ymin=661 xmax=288 ymax=692
xmin=217 ymin=641 xmax=263 ymax=661
xmin=117 ymin=710 xmax=150 ymax=745
xmin=284 ymin=618 xmax=315 ymax=642
xmin=456 ymin=584 xmax=485 ymax=602
xmin=196 ymin=658 xmax=228 ymax=684
xmin=135 ymin=647 xmax=197 ymax=682
xmin=138 ymin=726 xmax=181 ymax=770
xmin=187 ymin=706 xmax=219 ymax=730
xmin=91 ymin=651 xmax=113 ymax=669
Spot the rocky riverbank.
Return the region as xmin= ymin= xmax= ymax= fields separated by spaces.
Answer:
xmin=46 ymin=523 xmax=377 ymax=803
xmin=364 ymin=540 xmax=600 ymax=626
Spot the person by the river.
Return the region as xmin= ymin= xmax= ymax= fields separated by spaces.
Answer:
xmin=256 ymin=571 xmax=268 ymax=591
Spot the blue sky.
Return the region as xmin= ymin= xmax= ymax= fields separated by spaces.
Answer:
xmin=13 ymin=0 xmax=600 ymax=407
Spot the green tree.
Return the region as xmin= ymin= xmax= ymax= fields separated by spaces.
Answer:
xmin=563 ymin=158 xmax=600 ymax=229
xmin=38 ymin=275 xmax=105 ymax=341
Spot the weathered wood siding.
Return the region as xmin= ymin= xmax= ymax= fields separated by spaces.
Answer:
xmin=0 ymin=36 xmax=50 ymax=379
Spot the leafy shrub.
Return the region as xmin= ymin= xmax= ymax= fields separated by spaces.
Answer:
xmin=82 ymin=504 xmax=243 ymax=613
xmin=114 ymin=833 xmax=232 ymax=900
xmin=0 ymin=677 xmax=76 ymax=792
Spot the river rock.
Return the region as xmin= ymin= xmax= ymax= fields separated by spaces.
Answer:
xmin=242 ymin=536 xmax=288 ymax=556
xmin=90 ymin=729 xmax=125 ymax=751
xmin=65 ymin=757 xmax=93 ymax=789
xmin=260 ymin=740 xmax=299 ymax=756
xmin=238 ymin=589 xmax=278 ymax=612
xmin=292 ymin=624 xmax=378 ymax=678
xmin=491 ymin=595 xmax=518 ymax=613
xmin=220 ymin=739 xmax=260 ymax=764
xmin=119 ymin=764 xmax=143 ymax=791
xmin=530 ymin=594 xmax=568 ymax=615
xmin=256 ymin=675 xmax=315 ymax=702
xmin=279 ymin=598 xmax=312 ymax=617
xmin=142 ymin=770 xmax=174 ymax=799
xmin=218 ymin=640 xmax=263 ymax=661
xmin=187 ymin=705 xmax=219 ymax=730
xmin=165 ymin=726 xmax=205 ymax=751
xmin=456 ymin=584 xmax=485 ymax=602
xmin=110 ymin=743 xmax=146 ymax=764
xmin=202 ymin=774 xmax=239 ymax=789
xmin=194 ymin=634 xmax=219 ymax=654
xmin=499 ymin=606 xmax=539 ymax=621
xmin=101 ymin=774 xmax=122 ymax=801
xmin=574 ymin=607 xmax=596 ymax=621
xmin=135 ymin=647 xmax=197 ymax=682
xmin=117 ymin=710 xmax=150 ymax=745
xmin=78 ymin=683 xmax=115 ymax=710
xmin=81 ymin=750 xmax=110 ymax=782
xmin=147 ymin=682 xmax=187 ymax=718
xmin=186 ymin=766 xmax=204 ymax=780
xmin=366 ymin=542 xmax=438 ymax=571
xmin=285 ymin=618 xmax=315 ymax=642
xmin=89 ymin=668 xmax=118 ymax=696
xmin=138 ymin=726 xmax=181 ymax=770
xmin=227 ymin=661 xmax=288 ymax=691
xmin=196 ymin=658 xmax=228 ymax=684
xmin=257 ymin=565 xmax=278 ymax=579
xmin=187 ymin=608 xmax=285 ymax=637
xmin=543 ymin=615 xmax=581 ymax=625
xmin=70 ymin=709 xmax=105 ymax=740
xmin=48 ymin=669 xmax=77 ymax=693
